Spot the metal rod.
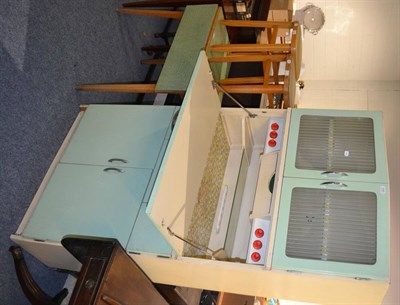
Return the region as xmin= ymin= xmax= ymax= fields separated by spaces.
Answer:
xmin=212 ymin=81 xmax=257 ymax=118
xmin=167 ymin=227 xmax=210 ymax=256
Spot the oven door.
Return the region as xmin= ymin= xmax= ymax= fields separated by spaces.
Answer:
xmin=272 ymin=177 xmax=389 ymax=280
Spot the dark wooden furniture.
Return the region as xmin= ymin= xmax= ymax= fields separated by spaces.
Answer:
xmin=9 ymin=246 xmax=68 ymax=305
xmin=63 ymin=236 xmax=186 ymax=305
xmin=10 ymin=237 xmax=188 ymax=305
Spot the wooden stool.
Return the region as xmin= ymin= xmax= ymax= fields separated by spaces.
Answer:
xmin=208 ymin=20 xmax=302 ymax=108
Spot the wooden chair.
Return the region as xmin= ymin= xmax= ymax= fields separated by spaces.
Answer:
xmin=208 ymin=20 xmax=302 ymax=108
xmin=9 ymin=246 xmax=68 ymax=305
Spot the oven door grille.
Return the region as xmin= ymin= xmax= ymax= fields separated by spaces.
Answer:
xmin=286 ymin=187 xmax=377 ymax=265
xmin=295 ymin=115 xmax=376 ymax=173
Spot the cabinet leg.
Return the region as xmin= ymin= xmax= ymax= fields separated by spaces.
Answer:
xmin=9 ymin=246 xmax=68 ymax=305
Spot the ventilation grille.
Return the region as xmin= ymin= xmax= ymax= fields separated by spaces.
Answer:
xmin=286 ymin=187 xmax=377 ymax=265
xmin=295 ymin=115 xmax=376 ymax=173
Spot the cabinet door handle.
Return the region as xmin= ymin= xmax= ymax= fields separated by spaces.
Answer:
xmin=103 ymin=167 xmax=125 ymax=173
xmin=321 ymin=171 xmax=348 ymax=177
xmin=108 ymin=158 xmax=128 ymax=164
xmin=320 ymin=181 xmax=348 ymax=188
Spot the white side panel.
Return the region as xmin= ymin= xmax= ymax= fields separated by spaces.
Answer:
xmin=10 ymin=235 xmax=81 ymax=271
xmin=251 ymin=152 xmax=278 ymax=219
xmin=147 ymin=51 xmax=221 ymax=255
xmin=208 ymin=148 xmax=243 ymax=252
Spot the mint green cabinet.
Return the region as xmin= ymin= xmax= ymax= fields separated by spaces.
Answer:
xmin=273 ymin=177 xmax=389 ymax=280
xmin=126 ymin=204 xmax=173 ymax=256
xmin=273 ymin=109 xmax=389 ymax=281
xmin=284 ymin=109 xmax=388 ymax=183
xmin=61 ymin=105 xmax=177 ymax=169
xmin=22 ymin=164 xmax=151 ymax=246
xmin=22 ymin=105 xmax=177 ymax=254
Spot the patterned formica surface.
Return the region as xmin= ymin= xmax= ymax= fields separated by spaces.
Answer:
xmin=183 ymin=116 xmax=230 ymax=257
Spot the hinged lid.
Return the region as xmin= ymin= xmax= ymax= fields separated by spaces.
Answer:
xmin=146 ymin=51 xmax=221 ymax=255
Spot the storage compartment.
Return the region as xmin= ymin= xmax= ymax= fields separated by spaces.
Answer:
xmin=284 ymin=109 xmax=388 ymax=183
xmin=272 ymin=177 xmax=389 ymax=280
xmin=15 ymin=104 xmax=178 ymax=260
xmin=272 ymin=108 xmax=390 ymax=280
xmin=146 ymin=51 xmax=287 ymax=265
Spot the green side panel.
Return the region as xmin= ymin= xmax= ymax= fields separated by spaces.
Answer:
xmin=127 ymin=204 xmax=173 ymax=256
xmin=155 ymin=4 xmax=218 ymax=92
xmin=23 ymin=164 xmax=152 ymax=247
xmin=61 ymin=105 xmax=177 ymax=169
xmin=284 ymin=109 xmax=388 ymax=183
xmin=272 ymin=177 xmax=389 ymax=280
xmin=142 ymin=137 xmax=171 ymax=203
xmin=206 ymin=8 xmax=230 ymax=81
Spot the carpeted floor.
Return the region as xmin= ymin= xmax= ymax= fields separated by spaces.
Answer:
xmin=0 ymin=1 xmax=173 ymax=303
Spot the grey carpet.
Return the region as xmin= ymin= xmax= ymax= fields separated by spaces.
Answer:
xmin=0 ymin=1 xmax=175 ymax=304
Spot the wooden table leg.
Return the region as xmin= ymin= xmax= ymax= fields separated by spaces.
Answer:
xmin=122 ymin=0 xmax=221 ymax=8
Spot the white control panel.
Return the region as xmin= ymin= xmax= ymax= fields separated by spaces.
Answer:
xmin=246 ymin=218 xmax=270 ymax=265
xmin=263 ymin=118 xmax=285 ymax=154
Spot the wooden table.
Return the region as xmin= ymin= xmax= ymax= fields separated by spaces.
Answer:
xmin=77 ymin=4 xmax=228 ymax=95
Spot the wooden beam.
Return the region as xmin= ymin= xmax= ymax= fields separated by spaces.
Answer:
xmin=220 ymin=20 xmax=293 ymax=29
xmin=76 ymin=83 xmax=157 ymax=93
xmin=210 ymin=43 xmax=291 ymax=53
xmin=117 ymin=8 xmax=184 ymax=19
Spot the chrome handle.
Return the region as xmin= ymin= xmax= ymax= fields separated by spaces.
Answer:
xmin=103 ymin=167 xmax=125 ymax=173
xmin=108 ymin=158 xmax=128 ymax=164
xmin=321 ymin=171 xmax=348 ymax=177
xmin=321 ymin=181 xmax=348 ymax=188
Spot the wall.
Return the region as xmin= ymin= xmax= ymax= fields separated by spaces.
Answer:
xmin=295 ymin=0 xmax=400 ymax=81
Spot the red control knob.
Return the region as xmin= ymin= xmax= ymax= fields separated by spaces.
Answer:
xmin=251 ymin=252 xmax=261 ymax=262
xmin=255 ymin=228 xmax=264 ymax=238
xmin=271 ymin=123 xmax=279 ymax=130
xmin=253 ymin=240 xmax=263 ymax=250
xmin=269 ymin=131 xmax=278 ymax=139
xmin=268 ymin=139 xmax=277 ymax=147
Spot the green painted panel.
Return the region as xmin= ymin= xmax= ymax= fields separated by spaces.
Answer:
xmin=272 ymin=177 xmax=389 ymax=280
xmin=61 ymin=105 xmax=177 ymax=169
xmin=284 ymin=109 xmax=388 ymax=183
xmin=126 ymin=204 xmax=173 ymax=256
xmin=23 ymin=164 xmax=152 ymax=246
xmin=206 ymin=8 xmax=230 ymax=81
xmin=155 ymin=4 xmax=218 ymax=92
xmin=143 ymin=138 xmax=170 ymax=203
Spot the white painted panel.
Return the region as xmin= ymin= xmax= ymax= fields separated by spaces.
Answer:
xmin=299 ymin=88 xmax=368 ymax=110
xmin=147 ymin=51 xmax=221 ymax=255
xmin=366 ymin=94 xmax=400 ymax=305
